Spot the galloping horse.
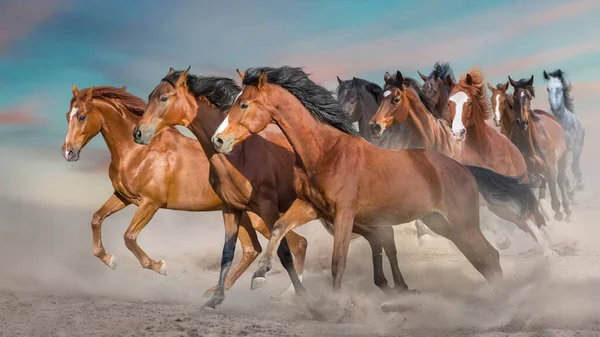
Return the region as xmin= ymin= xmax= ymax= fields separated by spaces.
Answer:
xmin=61 ymin=85 xmax=308 ymax=296
xmin=337 ymin=76 xmax=433 ymax=245
xmin=543 ymin=69 xmax=585 ymax=192
xmin=487 ymin=81 xmax=514 ymax=137
xmin=369 ymin=71 xmax=555 ymax=256
xmin=509 ymin=75 xmax=571 ymax=222
xmin=133 ymin=68 xmax=411 ymax=308
xmin=213 ymin=66 xmax=537 ymax=293
xmin=417 ymin=61 xmax=455 ymax=123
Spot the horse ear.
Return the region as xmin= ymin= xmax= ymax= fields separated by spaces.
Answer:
xmin=72 ymin=84 xmax=79 ymax=97
xmin=167 ymin=67 xmax=175 ymax=76
xmin=257 ymin=70 xmax=268 ymax=90
xmin=486 ymin=82 xmax=494 ymax=92
xmin=508 ymin=76 xmax=517 ymax=88
xmin=503 ymin=81 xmax=509 ymax=92
xmin=384 ymin=71 xmax=392 ymax=83
xmin=175 ymin=66 xmax=190 ymax=87
xmin=236 ymin=69 xmax=245 ymax=80
xmin=445 ymin=75 xmax=455 ymax=89
xmin=85 ymin=86 xmax=94 ymax=102
xmin=465 ymin=74 xmax=473 ymax=86
xmin=418 ymin=71 xmax=428 ymax=82
xmin=352 ymin=77 xmax=358 ymax=86
xmin=395 ymin=71 xmax=404 ymax=86
xmin=526 ymin=75 xmax=534 ymax=86
xmin=543 ymin=70 xmax=549 ymax=81
xmin=337 ymin=76 xmax=343 ymax=85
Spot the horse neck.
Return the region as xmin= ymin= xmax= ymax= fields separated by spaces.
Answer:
xmin=405 ymin=98 xmax=457 ymax=157
xmin=96 ymin=100 xmax=139 ymax=163
xmin=270 ymin=87 xmax=338 ymax=171
xmin=511 ymin=116 xmax=536 ymax=157
xmin=465 ymin=100 xmax=492 ymax=152
xmin=187 ymin=99 xmax=225 ymax=159
xmin=356 ymin=95 xmax=378 ymax=141
xmin=434 ymin=82 xmax=449 ymax=119
xmin=500 ymin=100 xmax=513 ymax=136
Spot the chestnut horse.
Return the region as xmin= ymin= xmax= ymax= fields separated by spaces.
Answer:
xmin=369 ymin=71 xmax=554 ymax=256
xmin=133 ymin=69 xmax=411 ymax=308
xmin=61 ymin=85 xmax=308 ymax=296
xmin=487 ymin=81 xmax=514 ymax=137
xmin=417 ymin=61 xmax=455 ymax=124
xmin=509 ymin=75 xmax=571 ymax=222
xmin=212 ymin=66 xmax=538 ymax=293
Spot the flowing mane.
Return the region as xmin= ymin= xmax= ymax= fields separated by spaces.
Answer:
xmin=429 ymin=62 xmax=456 ymax=83
xmin=162 ymin=71 xmax=241 ymax=111
xmin=546 ymin=69 xmax=575 ymax=113
xmin=244 ymin=66 xmax=359 ymax=136
xmin=454 ymin=68 xmax=493 ymax=120
xmin=385 ymin=76 xmax=436 ymax=116
xmin=75 ymin=86 xmax=147 ymax=116
xmin=336 ymin=77 xmax=384 ymax=105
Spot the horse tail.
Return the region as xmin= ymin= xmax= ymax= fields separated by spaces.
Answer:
xmin=319 ymin=219 xmax=360 ymax=241
xmin=465 ymin=165 xmax=537 ymax=219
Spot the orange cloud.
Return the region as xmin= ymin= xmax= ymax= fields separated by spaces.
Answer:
xmin=0 ymin=107 xmax=41 ymax=125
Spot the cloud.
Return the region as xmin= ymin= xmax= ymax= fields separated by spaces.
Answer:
xmin=0 ymin=98 xmax=44 ymax=125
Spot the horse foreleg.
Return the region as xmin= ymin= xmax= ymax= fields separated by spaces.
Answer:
xmin=203 ymin=212 xmax=261 ymax=297
xmin=251 ymin=198 xmax=318 ymax=291
xmin=203 ymin=207 xmax=242 ymax=309
xmin=123 ymin=200 xmax=162 ymax=274
xmin=91 ymin=192 xmax=129 ymax=269
xmin=376 ymin=225 xmax=416 ymax=293
xmin=331 ymin=208 xmax=355 ymax=291
xmin=353 ymin=225 xmax=390 ymax=294
xmin=558 ymin=153 xmax=572 ymax=222
xmin=572 ymin=131 xmax=585 ymax=190
xmin=545 ymin=163 xmax=563 ymax=221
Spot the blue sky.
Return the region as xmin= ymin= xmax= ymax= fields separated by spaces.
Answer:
xmin=1 ymin=0 xmax=600 ymax=150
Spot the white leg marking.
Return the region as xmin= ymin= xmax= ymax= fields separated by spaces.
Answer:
xmin=526 ymin=221 xmax=558 ymax=258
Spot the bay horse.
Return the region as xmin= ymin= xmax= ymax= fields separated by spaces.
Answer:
xmin=61 ymin=85 xmax=309 ymax=297
xmin=369 ymin=71 xmax=556 ymax=256
xmin=487 ymin=81 xmax=514 ymax=137
xmin=133 ymin=68 xmax=413 ymax=308
xmin=336 ymin=76 xmax=433 ymax=245
xmin=543 ymin=69 xmax=585 ymax=191
xmin=212 ymin=66 xmax=537 ymax=293
xmin=509 ymin=75 xmax=571 ymax=222
xmin=417 ymin=61 xmax=455 ymax=124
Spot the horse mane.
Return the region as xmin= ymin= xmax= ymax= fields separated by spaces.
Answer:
xmin=429 ymin=62 xmax=456 ymax=83
xmin=511 ymin=78 xmax=540 ymax=122
xmin=454 ymin=68 xmax=493 ymax=120
xmin=163 ymin=71 xmax=241 ymax=111
xmin=244 ymin=66 xmax=359 ymax=136
xmin=336 ymin=77 xmax=384 ymax=105
xmin=76 ymin=86 xmax=147 ymax=116
xmin=385 ymin=76 xmax=436 ymax=117
xmin=546 ymin=69 xmax=575 ymax=113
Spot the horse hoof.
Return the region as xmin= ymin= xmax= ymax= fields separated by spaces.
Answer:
xmin=417 ymin=234 xmax=434 ymax=246
xmin=554 ymin=212 xmax=564 ymax=222
xmin=251 ymin=276 xmax=267 ymax=290
xmin=495 ymin=235 xmax=512 ymax=250
xmin=543 ymin=248 xmax=560 ymax=259
xmin=157 ymin=260 xmax=168 ymax=276
xmin=202 ymin=295 xmax=224 ymax=310
xmin=106 ymin=254 xmax=118 ymax=270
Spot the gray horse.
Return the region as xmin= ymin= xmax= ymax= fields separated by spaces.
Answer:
xmin=543 ymin=69 xmax=585 ymax=192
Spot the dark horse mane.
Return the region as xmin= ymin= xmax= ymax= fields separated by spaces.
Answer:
xmin=75 ymin=86 xmax=147 ymax=116
xmin=384 ymin=76 xmax=437 ymax=117
xmin=162 ymin=71 xmax=241 ymax=111
xmin=243 ymin=66 xmax=359 ymax=136
xmin=545 ymin=69 xmax=575 ymax=113
xmin=336 ymin=77 xmax=384 ymax=105
xmin=511 ymin=77 xmax=540 ymax=122
xmin=429 ymin=62 xmax=456 ymax=83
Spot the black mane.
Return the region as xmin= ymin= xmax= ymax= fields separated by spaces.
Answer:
xmin=162 ymin=71 xmax=241 ymax=111
xmin=429 ymin=62 xmax=456 ymax=83
xmin=336 ymin=77 xmax=384 ymax=105
xmin=512 ymin=78 xmax=539 ymax=122
xmin=385 ymin=76 xmax=436 ymax=117
xmin=243 ymin=66 xmax=359 ymax=136
xmin=546 ymin=69 xmax=575 ymax=113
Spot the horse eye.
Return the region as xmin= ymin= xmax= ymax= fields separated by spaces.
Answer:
xmin=392 ymin=97 xmax=400 ymax=104
xmin=240 ymin=102 xmax=249 ymax=109
xmin=160 ymin=96 xmax=168 ymax=102
xmin=78 ymin=115 xmax=86 ymax=122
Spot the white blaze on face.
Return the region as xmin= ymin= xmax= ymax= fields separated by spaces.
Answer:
xmin=232 ymin=91 xmax=243 ymax=105
xmin=520 ymin=91 xmax=525 ymax=98
xmin=383 ymin=90 xmax=391 ymax=98
xmin=449 ymin=91 xmax=469 ymax=136
xmin=69 ymin=107 xmax=78 ymax=121
xmin=494 ymin=94 xmax=501 ymax=121
xmin=213 ymin=115 xmax=229 ymax=139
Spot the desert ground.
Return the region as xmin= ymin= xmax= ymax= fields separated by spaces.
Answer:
xmin=1 ymin=119 xmax=600 ymax=337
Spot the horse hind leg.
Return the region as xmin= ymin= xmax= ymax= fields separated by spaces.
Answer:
xmin=572 ymin=136 xmax=585 ymax=191
xmin=421 ymin=212 xmax=502 ymax=283
xmin=377 ymin=225 xmax=418 ymax=294
xmin=91 ymin=193 xmax=129 ymax=269
xmin=353 ymin=225 xmax=392 ymax=295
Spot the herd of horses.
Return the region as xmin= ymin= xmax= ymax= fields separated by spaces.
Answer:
xmin=61 ymin=61 xmax=585 ymax=310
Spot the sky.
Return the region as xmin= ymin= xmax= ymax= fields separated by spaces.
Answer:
xmin=1 ymin=0 xmax=600 ymax=154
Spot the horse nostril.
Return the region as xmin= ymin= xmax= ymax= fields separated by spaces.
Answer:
xmin=460 ymin=129 xmax=466 ymax=136
xmin=215 ymin=137 xmax=224 ymax=148
xmin=371 ymin=123 xmax=382 ymax=134
xmin=133 ymin=128 xmax=142 ymax=140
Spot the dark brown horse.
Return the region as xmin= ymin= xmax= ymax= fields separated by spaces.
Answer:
xmin=133 ymin=68 xmax=410 ymax=308
xmin=417 ymin=62 xmax=455 ymax=124
xmin=369 ymin=71 xmax=555 ymax=256
xmin=509 ymin=75 xmax=571 ymax=222
xmin=212 ymin=66 xmax=538 ymax=294
xmin=61 ymin=85 xmax=309 ymax=296
xmin=487 ymin=81 xmax=514 ymax=137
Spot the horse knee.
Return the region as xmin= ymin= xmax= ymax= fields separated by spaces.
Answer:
xmin=92 ymin=246 xmax=104 ymax=258
xmin=91 ymin=212 xmax=104 ymax=230
xmin=123 ymin=232 xmax=136 ymax=249
xmin=242 ymin=248 xmax=260 ymax=261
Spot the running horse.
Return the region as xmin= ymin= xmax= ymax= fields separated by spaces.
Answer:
xmin=61 ymin=85 xmax=309 ymax=297
xmin=543 ymin=69 xmax=585 ymax=192
xmin=509 ymin=75 xmax=571 ymax=222
xmin=369 ymin=71 xmax=554 ymax=255
xmin=417 ymin=61 xmax=455 ymax=124
xmin=133 ymin=68 xmax=411 ymax=308
xmin=487 ymin=81 xmax=514 ymax=137
xmin=212 ymin=66 xmax=537 ymax=293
